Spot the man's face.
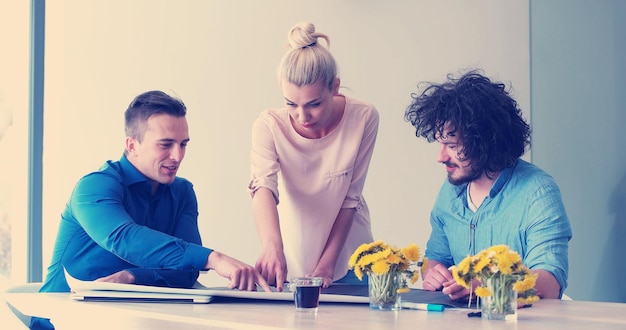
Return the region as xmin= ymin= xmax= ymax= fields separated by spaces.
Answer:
xmin=435 ymin=126 xmax=480 ymax=185
xmin=126 ymin=113 xmax=189 ymax=191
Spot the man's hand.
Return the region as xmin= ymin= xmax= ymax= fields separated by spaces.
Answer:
xmin=441 ymin=280 xmax=472 ymax=301
xmin=207 ymin=251 xmax=272 ymax=292
xmin=421 ymin=261 xmax=454 ymax=291
xmin=422 ymin=261 xmax=474 ymax=301
xmin=95 ymin=270 xmax=136 ymax=284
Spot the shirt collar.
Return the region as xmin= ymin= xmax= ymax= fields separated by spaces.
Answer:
xmin=119 ymin=154 xmax=149 ymax=186
xmin=452 ymin=182 xmax=468 ymax=198
xmin=450 ymin=159 xmax=519 ymax=198
xmin=489 ymin=160 xmax=518 ymax=197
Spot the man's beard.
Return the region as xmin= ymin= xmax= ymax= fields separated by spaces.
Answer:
xmin=447 ymin=163 xmax=482 ymax=186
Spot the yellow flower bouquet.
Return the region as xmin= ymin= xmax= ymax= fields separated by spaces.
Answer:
xmin=450 ymin=245 xmax=540 ymax=320
xmin=348 ymin=240 xmax=425 ymax=310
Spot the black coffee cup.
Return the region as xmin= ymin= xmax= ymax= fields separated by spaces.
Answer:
xmin=290 ymin=277 xmax=322 ymax=312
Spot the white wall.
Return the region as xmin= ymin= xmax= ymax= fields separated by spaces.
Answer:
xmin=0 ymin=1 xmax=30 ymax=286
xmin=42 ymin=0 xmax=529 ymax=287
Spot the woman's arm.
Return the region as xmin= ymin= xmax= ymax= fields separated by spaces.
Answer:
xmin=251 ymin=187 xmax=287 ymax=291
xmin=311 ymin=207 xmax=356 ymax=287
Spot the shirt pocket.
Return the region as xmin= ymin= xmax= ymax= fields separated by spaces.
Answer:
xmin=326 ymin=167 xmax=353 ymax=180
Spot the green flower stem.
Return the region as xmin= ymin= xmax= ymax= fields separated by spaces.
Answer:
xmin=368 ymin=271 xmax=399 ymax=306
xmin=485 ymin=276 xmax=516 ymax=315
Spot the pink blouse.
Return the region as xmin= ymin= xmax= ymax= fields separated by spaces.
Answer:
xmin=248 ymin=95 xmax=378 ymax=281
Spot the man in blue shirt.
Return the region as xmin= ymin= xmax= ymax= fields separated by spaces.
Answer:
xmin=33 ymin=91 xmax=270 ymax=329
xmin=404 ymin=70 xmax=572 ymax=300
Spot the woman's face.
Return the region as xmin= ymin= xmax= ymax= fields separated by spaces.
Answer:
xmin=282 ymin=78 xmax=339 ymax=139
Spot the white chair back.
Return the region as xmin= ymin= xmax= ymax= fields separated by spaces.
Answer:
xmin=3 ymin=282 xmax=43 ymax=328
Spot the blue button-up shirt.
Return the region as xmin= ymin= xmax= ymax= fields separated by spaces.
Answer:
xmin=40 ymin=155 xmax=212 ymax=292
xmin=425 ymin=159 xmax=573 ymax=295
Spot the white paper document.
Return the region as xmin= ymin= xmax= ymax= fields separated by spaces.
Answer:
xmin=64 ymin=269 xmax=368 ymax=304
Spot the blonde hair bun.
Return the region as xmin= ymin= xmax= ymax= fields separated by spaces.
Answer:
xmin=287 ymin=22 xmax=330 ymax=49
xmin=278 ymin=22 xmax=337 ymax=88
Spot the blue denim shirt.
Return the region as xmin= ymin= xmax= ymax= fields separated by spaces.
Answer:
xmin=39 ymin=155 xmax=212 ymax=293
xmin=424 ymin=159 xmax=573 ymax=296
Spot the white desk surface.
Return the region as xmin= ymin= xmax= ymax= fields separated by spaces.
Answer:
xmin=4 ymin=292 xmax=626 ymax=329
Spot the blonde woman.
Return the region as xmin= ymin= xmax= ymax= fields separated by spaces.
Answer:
xmin=248 ymin=22 xmax=379 ymax=291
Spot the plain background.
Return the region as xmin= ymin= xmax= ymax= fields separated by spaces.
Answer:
xmin=41 ymin=0 xmax=530 ymax=287
xmin=36 ymin=0 xmax=626 ymax=303
xmin=530 ymin=1 xmax=625 ymax=303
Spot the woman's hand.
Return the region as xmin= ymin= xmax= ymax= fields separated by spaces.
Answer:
xmin=206 ymin=251 xmax=272 ymax=292
xmin=307 ymin=268 xmax=334 ymax=288
xmin=255 ymin=247 xmax=287 ymax=291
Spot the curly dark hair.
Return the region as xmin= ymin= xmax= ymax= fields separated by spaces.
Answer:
xmin=404 ymin=70 xmax=531 ymax=175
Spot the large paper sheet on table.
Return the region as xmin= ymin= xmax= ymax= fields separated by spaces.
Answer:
xmin=65 ymin=269 xmax=364 ymax=304
xmin=65 ymin=269 xmax=471 ymax=308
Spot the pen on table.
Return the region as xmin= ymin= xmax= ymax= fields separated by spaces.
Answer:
xmin=401 ymin=302 xmax=445 ymax=312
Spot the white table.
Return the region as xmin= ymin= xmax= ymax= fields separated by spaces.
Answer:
xmin=4 ymin=292 xmax=626 ymax=329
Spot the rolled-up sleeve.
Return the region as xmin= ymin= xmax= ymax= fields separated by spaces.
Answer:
xmin=249 ymin=113 xmax=280 ymax=203
xmin=524 ymin=182 xmax=573 ymax=296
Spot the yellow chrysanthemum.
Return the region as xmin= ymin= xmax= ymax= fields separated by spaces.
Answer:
xmin=348 ymin=241 xmax=380 ymax=267
xmin=387 ymin=253 xmax=401 ymax=264
xmin=513 ymin=273 xmax=537 ymax=292
xmin=457 ymin=255 xmax=472 ymax=275
xmin=497 ymin=255 xmax=514 ymax=275
xmin=488 ymin=245 xmax=510 ymax=254
xmin=508 ymin=251 xmax=522 ymax=264
xmin=348 ymin=240 xmax=424 ymax=295
xmin=472 ymin=255 xmax=491 ymax=274
xmin=475 ymin=286 xmax=492 ymax=297
xmin=348 ymin=250 xmax=363 ymax=267
xmin=370 ymin=259 xmax=391 ymax=275
xmin=368 ymin=240 xmax=387 ymax=252
xmin=397 ymin=287 xmax=410 ymax=294
xmin=354 ymin=267 xmax=363 ymax=280
xmin=402 ymin=244 xmax=421 ymax=262
xmin=509 ymin=262 xmax=522 ymax=274
xmin=451 ymin=245 xmax=538 ymax=305
xmin=357 ymin=249 xmax=390 ymax=269
xmin=518 ymin=294 xmax=540 ymax=306
xmin=475 ymin=250 xmax=490 ymax=263
xmin=452 ymin=267 xmax=470 ymax=289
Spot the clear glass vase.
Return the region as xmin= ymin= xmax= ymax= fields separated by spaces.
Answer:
xmin=480 ymin=276 xmax=518 ymax=321
xmin=367 ymin=271 xmax=401 ymax=311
